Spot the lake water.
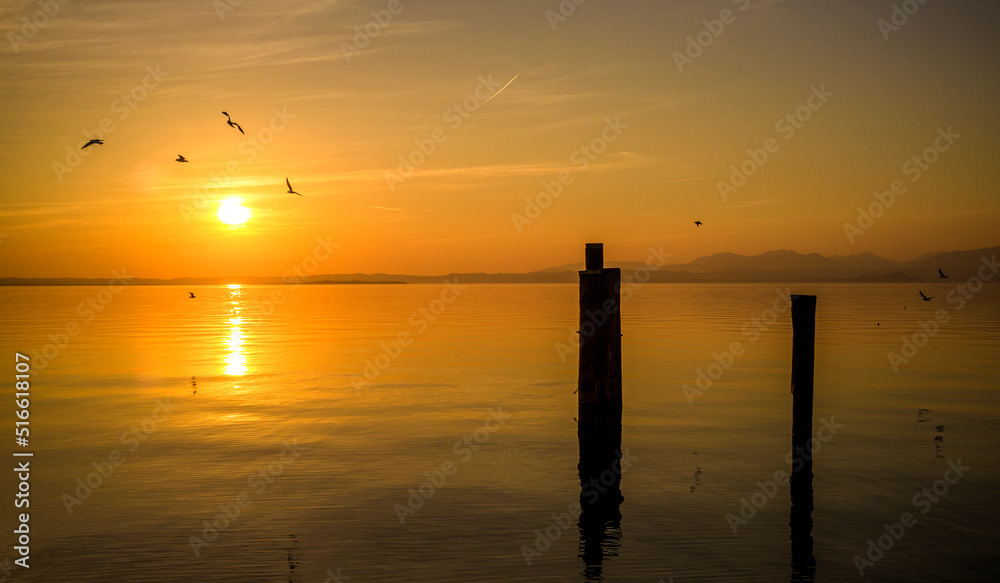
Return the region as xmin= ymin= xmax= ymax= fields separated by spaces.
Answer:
xmin=1 ymin=282 xmax=998 ymax=582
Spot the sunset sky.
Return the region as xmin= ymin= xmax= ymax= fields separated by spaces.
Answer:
xmin=1 ymin=0 xmax=998 ymax=278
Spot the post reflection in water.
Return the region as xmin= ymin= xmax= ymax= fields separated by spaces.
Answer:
xmin=789 ymin=465 xmax=816 ymax=582
xmin=577 ymin=408 xmax=624 ymax=581
xmin=225 ymin=285 xmax=247 ymax=376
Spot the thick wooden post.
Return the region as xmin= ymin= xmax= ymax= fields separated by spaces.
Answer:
xmin=577 ymin=243 xmax=624 ymax=574
xmin=578 ymin=243 xmax=622 ymax=410
xmin=789 ymin=294 xmax=816 ymax=581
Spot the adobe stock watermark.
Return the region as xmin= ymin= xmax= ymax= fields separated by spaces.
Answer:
xmin=231 ymin=235 xmax=339 ymax=333
xmin=683 ymin=287 xmax=792 ymax=404
xmin=28 ymin=268 xmax=135 ymax=372
xmin=178 ymin=106 xmax=296 ymax=222
xmin=7 ymin=0 xmax=70 ymax=54
xmin=717 ymin=84 xmax=833 ymax=202
xmin=672 ymin=0 xmax=750 ymax=73
xmin=877 ymin=0 xmax=932 ymax=41
xmin=511 ymin=116 xmax=628 ymax=234
xmin=0 ymin=555 xmax=17 ymax=579
xmin=843 ymin=126 xmax=959 ymax=243
xmin=340 ymin=0 xmax=413 ymax=62
xmin=851 ymin=459 xmax=969 ymax=576
xmin=520 ymin=449 xmax=637 ymax=565
xmin=554 ymin=245 xmax=672 ymax=363
xmin=212 ymin=0 xmax=244 ymax=21
xmin=51 ymin=65 xmax=169 ymax=182
xmin=393 ymin=407 xmax=511 ymax=523
xmin=279 ymin=235 xmax=339 ymax=287
xmin=352 ymin=278 xmax=466 ymax=393
xmin=188 ymin=440 xmax=305 ymax=557
xmin=887 ymin=254 xmax=997 ymax=372
xmin=321 ymin=567 xmax=351 ymax=583
xmin=726 ymin=417 xmax=843 ymax=534
xmin=384 ymin=74 xmax=517 ymax=191
xmin=61 ymin=398 xmax=179 ymax=514
xmin=544 ymin=0 xmax=588 ymax=31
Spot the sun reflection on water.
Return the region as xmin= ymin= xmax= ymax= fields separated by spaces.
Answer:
xmin=225 ymin=285 xmax=247 ymax=376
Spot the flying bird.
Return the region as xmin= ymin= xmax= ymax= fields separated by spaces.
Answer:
xmin=81 ymin=139 xmax=104 ymax=149
xmin=938 ymin=268 xmax=948 ymax=279
xmin=919 ymin=291 xmax=933 ymax=302
xmin=222 ymin=111 xmax=244 ymax=135
xmin=176 ymin=155 xmax=188 ymax=163
xmin=694 ymin=221 xmax=702 ymax=227
xmin=286 ymin=178 xmax=302 ymax=196
xmin=189 ymin=292 xmax=196 ymax=298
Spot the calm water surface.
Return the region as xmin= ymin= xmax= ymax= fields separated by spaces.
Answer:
xmin=0 ymin=283 xmax=998 ymax=582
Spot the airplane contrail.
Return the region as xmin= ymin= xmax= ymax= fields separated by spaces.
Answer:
xmin=471 ymin=74 xmax=519 ymax=111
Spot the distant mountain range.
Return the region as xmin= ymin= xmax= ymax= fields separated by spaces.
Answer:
xmin=529 ymin=246 xmax=998 ymax=284
xmin=2 ymin=245 xmax=997 ymax=285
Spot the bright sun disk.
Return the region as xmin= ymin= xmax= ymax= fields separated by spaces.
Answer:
xmin=218 ymin=198 xmax=251 ymax=225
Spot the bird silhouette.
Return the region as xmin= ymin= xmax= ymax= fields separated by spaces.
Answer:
xmin=286 ymin=178 xmax=302 ymax=196
xmin=176 ymin=155 xmax=188 ymax=163
xmin=189 ymin=292 xmax=196 ymax=298
xmin=81 ymin=139 xmax=104 ymax=149
xmin=694 ymin=221 xmax=702 ymax=227
xmin=222 ymin=111 xmax=244 ymax=135
xmin=938 ymin=268 xmax=948 ymax=279
xmin=919 ymin=291 xmax=933 ymax=301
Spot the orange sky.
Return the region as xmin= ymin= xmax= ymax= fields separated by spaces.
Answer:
xmin=1 ymin=0 xmax=998 ymax=278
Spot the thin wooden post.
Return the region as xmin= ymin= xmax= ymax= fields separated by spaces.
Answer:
xmin=790 ymin=294 xmax=816 ymax=475
xmin=585 ymin=242 xmax=604 ymax=271
xmin=789 ymin=294 xmax=816 ymax=580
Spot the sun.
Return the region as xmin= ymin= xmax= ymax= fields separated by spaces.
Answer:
xmin=217 ymin=197 xmax=251 ymax=225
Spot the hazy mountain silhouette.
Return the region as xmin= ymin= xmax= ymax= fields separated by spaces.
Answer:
xmin=905 ymin=246 xmax=999 ymax=277
xmin=2 ymin=246 xmax=996 ymax=285
xmin=682 ymin=250 xmax=839 ymax=272
xmin=828 ymin=251 xmax=901 ymax=271
xmin=533 ymin=261 xmax=652 ymax=274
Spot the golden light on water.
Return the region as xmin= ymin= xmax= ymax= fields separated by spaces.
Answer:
xmin=225 ymin=284 xmax=247 ymax=376
xmin=225 ymin=317 xmax=247 ymax=376
xmin=217 ymin=198 xmax=251 ymax=226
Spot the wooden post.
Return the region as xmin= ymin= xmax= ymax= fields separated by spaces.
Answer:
xmin=789 ymin=294 xmax=816 ymax=581
xmin=585 ymin=242 xmax=603 ymax=271
xmin=578 ymin=243 xmax=622 ymax=410
xmin=790 ymin=295 xmax=815 ymax=477
xmin=577 ymin=243 xmax=624 ymax=573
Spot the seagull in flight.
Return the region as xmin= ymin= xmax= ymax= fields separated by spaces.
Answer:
xmin=694 ymin=221 xmax=703 ymax=227
xmin=938 ymin=268 xmax=948 ymax=279
xmin=189 ymin=292 xmax=196 ymax=298
xmin=176 ymin=155 xmax=188 ymax=163
xmin=919 ymin=291 xmax=933 ymax=302
xmin=222 ymin=111 xmax=244 ymax=135
xmin=286 ymin=178 xmax=302 ymax=196
xmin=81 ymin=139 xmax=104 ymax=149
